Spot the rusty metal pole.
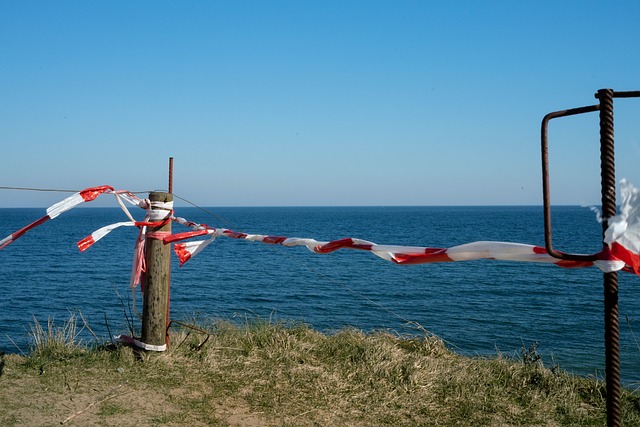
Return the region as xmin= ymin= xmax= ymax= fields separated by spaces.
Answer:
xmin=597 ymin=88 xmax=621 ymax=427
xmin=169 ymin=157 xmax=174 ymax=195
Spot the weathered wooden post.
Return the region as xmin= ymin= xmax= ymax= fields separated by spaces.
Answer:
xmin=141 ymin=191 xmax=173 ymax=350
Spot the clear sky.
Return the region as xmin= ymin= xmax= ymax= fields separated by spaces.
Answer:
xmin=1 ymin=1 xmax=639 ymax=207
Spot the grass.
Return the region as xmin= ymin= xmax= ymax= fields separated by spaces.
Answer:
xmin=24 ymin=314 xmax=87 ymax=367
xmin=0 ymin=316 xmax=639 ymax=426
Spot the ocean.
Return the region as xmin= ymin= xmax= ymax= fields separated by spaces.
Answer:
xmin=1 ymin=205 xmax=639 ymax=385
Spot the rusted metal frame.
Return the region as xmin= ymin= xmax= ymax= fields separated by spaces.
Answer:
xmin=594 ymin=89 xmax=640 ymax=427
xmin=540 ymin=104 xmax=600 ymax=261
xmin=542 ymin=89 xmax=640 ymax=426
xmin=612 ymin=90 xmax=640 ymax=98
xmin=596 ymin=89 xmax=620 ymax=427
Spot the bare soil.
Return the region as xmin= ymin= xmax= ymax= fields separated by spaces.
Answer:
xmin=0 ymin=354 xmax=267 ymax=427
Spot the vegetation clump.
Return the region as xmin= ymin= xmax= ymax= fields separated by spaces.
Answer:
xmin=0 ymin=316 xmax=639 ymax=426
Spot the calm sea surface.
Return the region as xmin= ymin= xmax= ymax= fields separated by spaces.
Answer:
xmin=1 ymin=206 xmax=639 ymax=385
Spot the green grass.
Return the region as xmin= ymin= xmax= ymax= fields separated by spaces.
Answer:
xmin=0 ymin=316 xmax=639 ymax=426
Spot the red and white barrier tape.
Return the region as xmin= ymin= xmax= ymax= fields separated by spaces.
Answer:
xmin=604 ymin=179 xmax=640 ymax=275
xmin=167 ymin=227 xmax=605 ymax=269
xmin=0 ymin=185 xmax=114 ymax=250
xmin=2 ymin=184 xmax=640 ymax=278
xmin=2 ymin=182 xmax=638 ymax=352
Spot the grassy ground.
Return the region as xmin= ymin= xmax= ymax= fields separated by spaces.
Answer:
xmin=1 ymin=316 xmax=639 ymax=426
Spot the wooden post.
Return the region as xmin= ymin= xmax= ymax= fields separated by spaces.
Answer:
xmin=141 ymin=191 xmax=173 ymax=349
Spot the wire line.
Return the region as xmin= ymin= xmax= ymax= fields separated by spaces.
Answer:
xmin=171 ymin=191 xmax=449 ymax=344
xmin=0 ymin=186 xmax=80 ymax=193
xmin=171 ymin=193 xmax=236 ymax=228
xmin=0 ymin=186 xmax=152 ymax=194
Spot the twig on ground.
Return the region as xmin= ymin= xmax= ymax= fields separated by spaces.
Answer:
xmin=60 ymin=384 xmax=130 ymax=425
xmin=6 ymin=335 xmax=26 ymax=357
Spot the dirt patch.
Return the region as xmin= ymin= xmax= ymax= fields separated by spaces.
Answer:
xmin=0 ymin=354 xmax=270 ymax=427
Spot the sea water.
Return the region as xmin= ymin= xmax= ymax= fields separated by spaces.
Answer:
xmin=1 ymin=205 xmax=639 ymax=385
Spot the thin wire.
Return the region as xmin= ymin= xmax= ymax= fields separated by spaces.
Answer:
xmin=171 ymin=191 xmax=451 ymax=345
xmin=0 ymin=186 xmax=151 ymax=194
xmin=1 ymin=185 xmax=450 ymax=345
xmin=291 ymin=253 xmax=442 ymax=339
xmin=283 ymin=251 xmax=458 ymax=346
xmin=171 ymin=193 xmax=237 ymax=228
xmin=0 ymin=186 xmax=80 ymax=193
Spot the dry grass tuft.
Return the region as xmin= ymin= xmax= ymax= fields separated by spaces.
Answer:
xmin=26 ymin=314 xmax=87 ymax=364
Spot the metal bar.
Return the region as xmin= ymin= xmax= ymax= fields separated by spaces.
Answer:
xmin=596 ymin=88 xmax=621 ymax=427
xmin=612 ymin=90 xmax=640 ymax=98
xmin=168 ymin=157 xmax=174 ymax=195
xmin=541 ymin=105 xmax=600 ymax=261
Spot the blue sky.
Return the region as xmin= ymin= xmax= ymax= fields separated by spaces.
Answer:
xmin=1 ymin=1 xmax=639 ymax=207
